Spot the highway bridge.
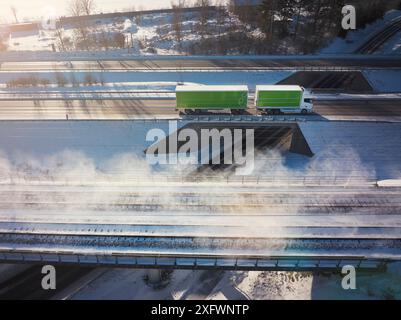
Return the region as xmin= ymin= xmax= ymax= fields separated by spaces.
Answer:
xmin=0 ymin=183 xmax=400 ymax=271
xmin=0 ymin=10 xmax=400 ymax=300
xmin=1 ymin=26 xmax=401 ymax=275
xmin=0 ymin=119 xmax=401 ymax=271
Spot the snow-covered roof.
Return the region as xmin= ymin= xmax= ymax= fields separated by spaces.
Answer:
xmin=256 ymin=85 xmax=303 ymax=92
xmin=176 ymin=85 xmax=249 ymax=92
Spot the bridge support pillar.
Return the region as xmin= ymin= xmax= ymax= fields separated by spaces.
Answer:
xmin=147 ymin=269 xmax=162 ymax=284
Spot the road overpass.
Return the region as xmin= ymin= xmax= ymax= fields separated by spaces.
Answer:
xmin=0 ymin=184 xmax=400 ymax=271
xmin=0 ymin=120 xmax=401 ymax=271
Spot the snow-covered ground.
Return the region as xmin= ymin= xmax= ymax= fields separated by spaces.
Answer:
xmin=3 ymin=10 xmax=247 ymax=55
xmin=69 ymin=264 xmax=401 ymax=300
xmin=321 ymin=10 xmax=401 ymax=54
xmin=364 ymin=70 xmax=401 ymax=92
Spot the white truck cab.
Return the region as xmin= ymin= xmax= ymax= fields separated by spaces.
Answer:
xmin=300 ymin=87 xmax=314 ymax=114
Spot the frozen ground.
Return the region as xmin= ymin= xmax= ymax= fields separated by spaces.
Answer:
xmin=70 ymin=263 xmax=401 ymax=300
xmin=321 ymin=10 xmax=401 ymax=54
xmin=3 ymin=10 xmax=247 ymax=55
xmin=0 ymin=120 xmax=400 ymax=181
xmin=11 ymin=7 xmax=401 ymax=55
xmin=364 ymin=70 xmax=401 ymax=92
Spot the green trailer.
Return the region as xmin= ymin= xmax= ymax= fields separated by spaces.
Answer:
xmin=255 ymin=85 xmax=313 ymax=114
xmin=176 ymin=85 xmax=249 ymax=112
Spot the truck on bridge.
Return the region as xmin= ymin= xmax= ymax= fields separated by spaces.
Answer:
xmin=176 ymin=85 xmax=249 ymax=115
xmin=255 ymin=85 xmax=313 ymax=115
xmin=175 ymin=84 xmax=313 ymax=115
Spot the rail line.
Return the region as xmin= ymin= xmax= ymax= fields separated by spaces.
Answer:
xmin=356 ymin=17 xmax=401 ymax=54
xmin=0 ymin=233 xmax=400 ymax=263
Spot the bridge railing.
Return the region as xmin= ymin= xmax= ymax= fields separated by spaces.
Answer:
xmin=0 ymin=250 xmax=390 ymax=271
xmin=0 ymin=171 xmax=378 ymax=187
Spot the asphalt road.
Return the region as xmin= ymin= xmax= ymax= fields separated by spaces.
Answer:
xmin=0 ymin=99 xmax=400 ymax=120
xmin=1 ymin=58 xmax=401 ymax=71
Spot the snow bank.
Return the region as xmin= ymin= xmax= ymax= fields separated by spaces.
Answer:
xmin=0 ymin=70 xmax=292 ymax=90
xmin=364 ymin=70 xmax=401 ymax=93
xmin=377 ymin=179 xmax=401 ymax=187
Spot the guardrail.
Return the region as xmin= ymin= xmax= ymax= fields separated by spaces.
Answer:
xmin=2 ymin=53 xmax=401 ymax=63
xmin=0 ymin=91 xmax=176 ymax=101
xmin=0 ymin=250 xmax=390 ymax=271
xmin=1 ymin=66 xmax=398 ymax=72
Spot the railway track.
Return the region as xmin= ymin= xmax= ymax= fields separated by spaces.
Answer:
xmin=1 ymin=222 xmax=401 ymax=239
xmin=356 ymin=17 xmax=401 ymax=54
xmin=0 ymin=233 xmax=400 ymax=260
xmin=0 ymin=183 xmax=401 ymax=263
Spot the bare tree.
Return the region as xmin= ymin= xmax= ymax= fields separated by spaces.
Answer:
xmin=81 ymin=0 xmax=96 ymax=15
xmin=171 ymin=0 xmax=187 ymax=51
xmin=68 ymin=0 xmax=91 ymax=50
xmin=10 ymin=6 xmax=18 ymax=23
xmin=195 ymin=0 xmax=211 ymax=38
xmin=55 ymin=25 xmax=67 ymax=52
xmin=215 ymin=0 xmax=226 ymax=37
xmin=69 ymin=0 xmax=83 ymax=17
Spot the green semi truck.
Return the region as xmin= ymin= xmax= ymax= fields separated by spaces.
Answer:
xmin=175 ymin=85 xmax=249 ymax=114
xmin=175 ymin=84 xmax=313 ymax=115
xmin=255 ymin=85 xmax=313 ymax=114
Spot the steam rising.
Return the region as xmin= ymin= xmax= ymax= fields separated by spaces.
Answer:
xmin=0 ymin=145 xmax=379 ymax=218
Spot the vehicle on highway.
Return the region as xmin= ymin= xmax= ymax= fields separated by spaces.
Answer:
xmin=176 ymin=85 xmax=249 ymax=115
xmin=175 ymin=84 xmax=313 ymax=115
xmin=255 ymin=85 xmax=313 ymax=115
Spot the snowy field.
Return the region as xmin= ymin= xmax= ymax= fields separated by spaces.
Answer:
xmin=2 ymin=8 xmax=401 ymax=56
xmin=3 ymin=10 xmax=247 ymax=55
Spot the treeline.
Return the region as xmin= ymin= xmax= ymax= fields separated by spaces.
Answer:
xmin=229 ymin=0 xmax=401 ymax=53
xmin=55 ymin=0 xmax=127 ymax=51
xmin=353 ymin=0 xmax=401 ymax=28
xmin=196 ymin=0 xmax=347 ymax=54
